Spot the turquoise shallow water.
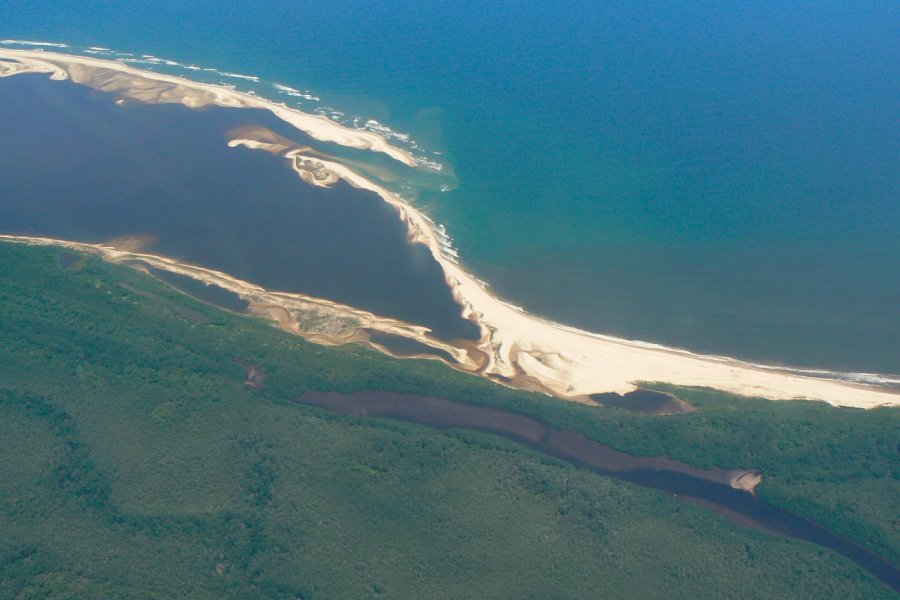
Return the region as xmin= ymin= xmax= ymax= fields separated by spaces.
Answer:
xmin=2 ymin=1 xmax=898 ymax=373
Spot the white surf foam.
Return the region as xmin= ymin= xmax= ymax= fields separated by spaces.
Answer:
xmin=4 ymin=41 xmax=446 ymax=190
xmin=741 ymin=364 xmax=900 ymax=388
xmin=220 ymin=71 xmax=261 ymax=82
xmin=273 ymin=83 xmax=301 ymax=94
xmin=1 ymin=39 xmax=69 ymax=48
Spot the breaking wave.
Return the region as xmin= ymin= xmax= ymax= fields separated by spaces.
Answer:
xmin=0 ymin=39 xmax=68 ymax=48
xmin=219 ymin=71 xmax=260 ymax=82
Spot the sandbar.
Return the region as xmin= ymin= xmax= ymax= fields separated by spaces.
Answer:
xmin=0 ymin=48 xmax=417 ymax=167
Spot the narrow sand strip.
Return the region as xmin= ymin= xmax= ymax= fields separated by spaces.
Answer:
xmin=233 ymin=138 xmax=900 ymax=410
xmin=0 ymin=48 xmax=417 ymax=167
xmin=0 ymin=234 xmax=476 ymax=367
xmin=1 ymin=49 xmax=898 ymax=410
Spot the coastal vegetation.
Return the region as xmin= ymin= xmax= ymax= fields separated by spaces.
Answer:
xmin=0 ymin=241 xmax=897 ymax=598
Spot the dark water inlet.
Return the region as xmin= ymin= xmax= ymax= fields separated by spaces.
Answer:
xmin=296 ymin=391 xmax=900 ymax=592
xmin=590 ymin=389 xmax=693 ymax=414
xmin=58 ymin=250 xmax=83 ymax=268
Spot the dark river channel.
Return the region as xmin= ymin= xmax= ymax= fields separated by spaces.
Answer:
xmin=297 ymin=390 xmax=900 ymax=592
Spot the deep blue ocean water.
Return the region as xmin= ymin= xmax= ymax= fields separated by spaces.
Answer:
xmin=2 ymin=1 xmax=898 ymax=372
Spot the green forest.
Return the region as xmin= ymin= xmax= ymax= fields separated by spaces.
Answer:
xmin=0 ymin=241 xmax=896 ymax=599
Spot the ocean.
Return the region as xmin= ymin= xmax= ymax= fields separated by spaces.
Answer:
xmin=2 ymin=1 xmax=898 ymax=373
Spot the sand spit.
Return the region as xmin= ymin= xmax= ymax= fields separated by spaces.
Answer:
xmin=0 ymin=48 xmax=417 ymax=167
xmin=2 ymin=50 xmax=898 ymax=410
xmin=229 ymin=135 xmax=900 ymax=410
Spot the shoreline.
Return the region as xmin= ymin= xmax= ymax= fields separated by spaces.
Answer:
xmin=1 ymin=48 xmax=898 ymax=410
xmin=0 ymin=48 xmax=418 ymax=167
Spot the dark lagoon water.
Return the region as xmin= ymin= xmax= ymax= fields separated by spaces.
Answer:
xmin=0 ymin=74 xmax=479 ymax=341
xmin=3 ymin=1 xmax=898 ymax=373
xmin=298 ymin=390 xmax=900 ymax=592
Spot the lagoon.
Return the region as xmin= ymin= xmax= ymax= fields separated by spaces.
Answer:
xmin=0 ymin=73 xmax=479 ymax=341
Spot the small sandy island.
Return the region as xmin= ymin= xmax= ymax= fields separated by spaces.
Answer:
xmin=1 ymin=47 xmax=898 ymax=411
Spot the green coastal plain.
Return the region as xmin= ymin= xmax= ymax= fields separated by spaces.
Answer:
xmin=0 ymin=241 xmax=897 ymax=599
